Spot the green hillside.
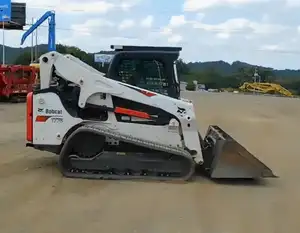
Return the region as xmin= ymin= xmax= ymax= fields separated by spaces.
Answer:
xmin=8 ymin=44 xmax=300 ymax=94
xmin=187 ymin=60 xmax=300 ymax=79
xmin=4 ymin=44 xmax=300 ymax=78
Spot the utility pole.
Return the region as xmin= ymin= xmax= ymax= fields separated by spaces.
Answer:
xmin=1 ymin=13 xmax=8 ymax=65
xmin=0 ymin=8 xmax=9 ymax=65
xmin=31 ymin=17 xmax=34 ymax=63
xmin=2 ymin=18 xmax=4 ymax=65
xmin=253 ymin=67 xmax=258 ymax=95
xmin=253 ymin=67 xmax=260 ymax=83
xmin=35 ymin=22 xmax=38 ymax=61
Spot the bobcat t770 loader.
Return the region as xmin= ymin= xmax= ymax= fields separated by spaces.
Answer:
xmin=25 ymin=45 xmax=276 ymax=181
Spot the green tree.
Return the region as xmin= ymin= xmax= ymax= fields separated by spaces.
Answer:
xmin=56 ymin=44 xmax=97 ymax=68
xmin=176 ymin=58 xmax=190 ymax=82
xmin=186 ymin=81 xmax=196 ymax=91
xmin=14 ymin=44 xmax=98 ymax=70
xmin=176 ymin=58 xmax=189 ymax=75
xmin=14 ymin=51 xmax=32 ymax=65
xmin=259 ymin=68 xmax=275 ymax=82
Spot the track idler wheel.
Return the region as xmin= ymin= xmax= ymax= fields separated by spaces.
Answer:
xmin=58 ymin=129 xmax=105 ymax=175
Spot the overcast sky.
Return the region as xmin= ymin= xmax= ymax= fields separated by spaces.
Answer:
xmin=6 ymin=0 xmax=300 ymax=69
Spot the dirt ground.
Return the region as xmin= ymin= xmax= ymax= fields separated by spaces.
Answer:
xmin=0 ymin=92 xmax=299 ymax=233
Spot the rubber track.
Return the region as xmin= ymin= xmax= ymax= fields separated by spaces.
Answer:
xmin=59 ymin=123 xmax=196 ymax=181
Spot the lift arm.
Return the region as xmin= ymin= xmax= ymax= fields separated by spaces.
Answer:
xmin=20 ymin=11 xmax=56 ymax=51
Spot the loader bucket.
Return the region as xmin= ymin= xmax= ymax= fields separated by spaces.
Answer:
xmin=199 ymin=125 xmax=277 ymax=179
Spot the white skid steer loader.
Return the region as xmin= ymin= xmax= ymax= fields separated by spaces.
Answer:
xmin=25 ymin=45 xmax=276 ymax=181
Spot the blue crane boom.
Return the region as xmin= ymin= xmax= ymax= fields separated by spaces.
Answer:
xmin=20 ymin=11 xmax=56 ymax=51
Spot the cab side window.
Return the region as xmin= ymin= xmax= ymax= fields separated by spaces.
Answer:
xmin=117 ymin=58 xmax=169 ymax=96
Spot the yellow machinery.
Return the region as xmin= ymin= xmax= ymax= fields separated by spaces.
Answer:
xmin=29 ymin=63 xmax=39 ymax=69
xmin=239 ymin=82 xmax=293 ymax=97
xmin=29 ymin=63 xmax=40 ymax=84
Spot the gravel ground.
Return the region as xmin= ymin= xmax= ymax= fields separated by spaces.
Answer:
xmin=0 ymin=92 xmax=299 ymax=233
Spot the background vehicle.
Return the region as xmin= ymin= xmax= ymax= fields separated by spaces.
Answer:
xmin=0 ymin=65 xmax=37 ymax=102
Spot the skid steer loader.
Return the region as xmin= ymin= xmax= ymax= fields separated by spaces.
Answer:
xmin=25 ymin=45 xmax=276 ymax=181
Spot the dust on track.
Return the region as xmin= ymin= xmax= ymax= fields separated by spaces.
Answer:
xmin=0 ymin=93 xmax=299 ymax=233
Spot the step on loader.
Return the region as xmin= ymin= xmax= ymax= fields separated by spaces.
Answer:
xmin=25 ymin=45 xmax=276 ymax=181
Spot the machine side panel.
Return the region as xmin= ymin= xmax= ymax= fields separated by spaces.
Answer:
xmin=106 ymin=122 xmax=183 ymax=148
xmin=32 ymin=92 xmax=83 ymax=145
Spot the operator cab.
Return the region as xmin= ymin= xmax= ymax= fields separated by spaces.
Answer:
xmin=98 ymin=45 xmax=181 ymax=99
